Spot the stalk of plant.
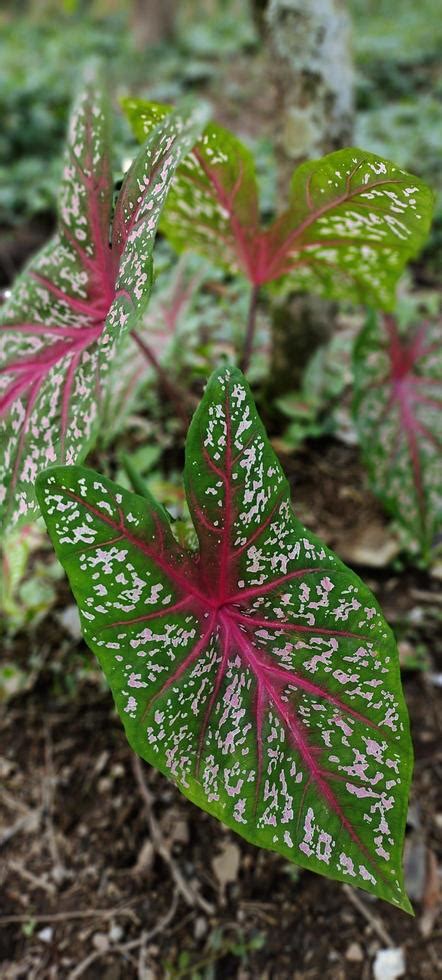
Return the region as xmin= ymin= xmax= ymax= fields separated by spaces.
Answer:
xmin=37 ymin=365 xmax=413 ymax=912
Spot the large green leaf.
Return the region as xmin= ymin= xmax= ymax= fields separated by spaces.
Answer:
xmin=0 ymin=78 xmax=207 ymax=531
xmin=123 ymin=99 xmax=433 ymax=308
xmin=353 ymin=312 xmax=442 ymax=561
xmin=37 ymin=366 xmax=413 ymax=911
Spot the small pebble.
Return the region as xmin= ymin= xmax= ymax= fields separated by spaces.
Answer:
xmin=373 ymin=947 xmax=405 ymax=980
xmin=193 ymin=916 xmax=207 ymax=940
xmin=92 ymin=932 xmax=109 ymax=952
xmin=346 ymin=942 xmax=363 ymax=962
xmin=37 ymin=927 xmax=53 ymax=944
xmin=109 ymin=923 xmax=124 ymax=943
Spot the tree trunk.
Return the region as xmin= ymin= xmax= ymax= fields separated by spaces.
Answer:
xmin=255 ymin=0 xmax=354 ymax=398
xmin=130 ymin=0 xmax=176 ymax=50
xmin=265 ymin=0 xmax=353 ymax=186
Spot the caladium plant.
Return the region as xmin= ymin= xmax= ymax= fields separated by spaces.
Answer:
xmin=0 ymin=75 xmax=207 ymax=531
xmin=123 ymin=99 xmax=433 ymax=310
xmin=353 ymin=312 xmax=442 ymax=561
xmin=37 ymin=366 xmax=413 ymax=911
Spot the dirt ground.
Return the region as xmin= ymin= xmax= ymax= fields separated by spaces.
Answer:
xmin=1 ymin=442 xmax=441 ymax=980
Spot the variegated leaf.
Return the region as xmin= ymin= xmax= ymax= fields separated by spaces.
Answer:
xmin=122 ymin=99 xmax=261 ymax=279
xmin=353 ymin=312 xmax=442 ymax=561
xmin=0 ymin=79 xmax=207 ymax=530
xmin=123 ymin=100 xmax=433 ymax=308
xmin=264 ymin=150 xmax=434 ymax=308
xmin=37 ymin=366 xmax=412 ymax=911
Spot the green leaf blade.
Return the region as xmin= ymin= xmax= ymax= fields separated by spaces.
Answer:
xmin=37 ymin=366 xmax=413 ymax=911
xmin=353 ymin=312 xmax=442 ymax=560
xmin=267 ymin=148 xmax=434 ymax=307
xmin=0 ymin=83 xmax=208 ymax=531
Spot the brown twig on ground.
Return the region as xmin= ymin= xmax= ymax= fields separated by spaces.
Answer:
xmin=42 ymin=727 xmax=68 ymax=884
xmin=0 ymin=905 xmax=138 ymax=927
xmin=0 ymin=786 xmax=43 ymax=849
xmin=8 ymin=859 xmax=56 ymax=897
xmin=67 ymin=890 xmax=179 ymax=980
xmin=0 ymin=809 xmax=42 ymax=849
xmin=343 ymin=884 xmax=395 ymax=946
xmin=131 ymin=754 xmax=214 ymax=916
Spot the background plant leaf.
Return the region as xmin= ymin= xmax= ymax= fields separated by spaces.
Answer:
xmin=265 ymin=149 xmax=434 ymax=307
xmin=0 ymin=79 xmax=207 ymax=531
xmin=353 ymin=312 xmax=442 ymax=561
xmin=37 ymin=366 xmax=413 ymax=911
xmin=122 ymin=98 xmax=260 ymax=281
xmin=124 ymin=100 xmax=433 ymax=307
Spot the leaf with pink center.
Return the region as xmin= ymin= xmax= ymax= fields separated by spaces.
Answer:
xmin=123 ymin=99 xmax=433 ymax=307
xmin=353 ymin=312 xmax=442 ymax=561
xmin=0 ymin=77 xmax=207 ymax=530
xmin=37 ymin=366 xmax=413 ymax=911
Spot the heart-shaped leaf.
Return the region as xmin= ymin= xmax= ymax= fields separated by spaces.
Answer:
xmin=37 ymin=366 xmax=413 ymax=911
xmin=353 ymin=312 xmax=442 ymax=561
xmin=0 ymin=77 xmax=207 ymax=530
xmin=123 ymin=99 xmax=433 ymax=308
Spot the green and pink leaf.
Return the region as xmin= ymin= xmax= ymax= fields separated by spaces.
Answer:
xmin=353 ymin=312 xmax=442 ymax=561
xmin=0 ymin=79 xmax=207 ymax=530
xmin=123 ymin=100 xmax=433 ymax=308
xmin=37 ymin=366 xmax=413 ymax=910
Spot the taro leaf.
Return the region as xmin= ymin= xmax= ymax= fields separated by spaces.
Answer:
xmin=123 ymin=99 xmax=433 ymax=308
xmin=0 ymin=77 xmax=207 ymax=531
xmin=37 ymin=366 xmax=413 ymax=911
xmin=353 ymin=313 xmax=442 ymax=561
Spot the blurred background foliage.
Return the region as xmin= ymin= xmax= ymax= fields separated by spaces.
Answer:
xmin=1 ymin=0 xmax=440 ymax=563
xmin=1 ymin=0 xmax=440 ymax=233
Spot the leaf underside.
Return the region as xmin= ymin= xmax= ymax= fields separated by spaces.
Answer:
xmin=37 ymin=366 xmax=413 ymax=911
xmin=0 ymin=76 xmax=207 ymax=531
xmin=353 ymin=313 xmax=442 ymax=560
xmin=123 ymin=99 xmax=433 ymax=309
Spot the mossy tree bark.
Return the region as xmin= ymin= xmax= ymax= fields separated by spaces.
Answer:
xmin=129 ymin=0 xmax=176 ymax=50
xmin=254 ymin=0 xmax=354 ymax=399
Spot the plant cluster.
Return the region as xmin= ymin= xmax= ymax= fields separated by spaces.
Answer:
xmin=1 ymin=72 xmax=440 ymax=911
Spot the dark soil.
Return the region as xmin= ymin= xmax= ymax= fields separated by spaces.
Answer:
xmin=1 ymin=442 xmax=441 ymax=980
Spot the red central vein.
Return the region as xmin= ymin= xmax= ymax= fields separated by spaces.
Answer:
xmin=228 ymin=609 xmax=367 ymax=641
xmin=225 ymin=568 xmax=330 ymax=606
xmin=225 ymin=616 xmax=379 ymax=868
xmin=58 ymin=487 xmax=209 ymax=606
xmin=98 ymin=596 xmax=194 ymax=633
xmin=143 ymin=613 xmax=217 ymax=717
xmin=192 ymin=148 xmax=258 ymax=282
xmin=264 ymin=175 xmax=412 ymax=283
xmin=30 ymin=272 xmax=105 ymax=320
